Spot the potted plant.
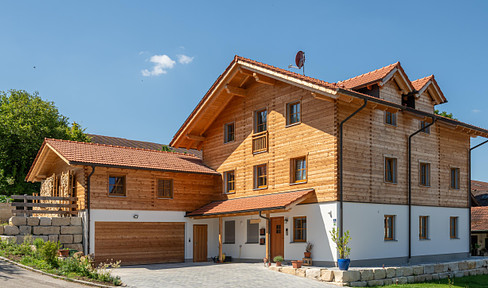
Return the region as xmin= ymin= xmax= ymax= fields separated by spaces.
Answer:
xmin=330 ymin=227 xmax=351 ymax=271
xmin=291 ymin=260 xmax=303 ymax=268
xmin=57 ymin=248 xmax=69 ymax=257
xmin=304 ymin=242 xmax=313 ymax=258
xmin=273 ymin=255 xmax=284 ymax=266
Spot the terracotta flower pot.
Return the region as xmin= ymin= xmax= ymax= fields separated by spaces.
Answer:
xmin=276 ymin=261 xmax=282 ymax=267
xmin=304 ymin=252 xmax=311 ymax=258
xmin=58 ymin=249 xmax=69 ymax=257
xmin=291 ymin=260 xmax=303 ymax=269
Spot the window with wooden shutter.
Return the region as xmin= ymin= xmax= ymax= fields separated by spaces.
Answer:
xmin=224 ymin=221 xmax=235 ymax=244
xmin=109 ymin=176 xmax=126 ymax=196
xmin=157 ymin=179 xmax=173 ymax=199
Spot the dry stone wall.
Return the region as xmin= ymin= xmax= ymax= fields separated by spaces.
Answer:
xmin=0 ymin=216 xmax=83 ymax=251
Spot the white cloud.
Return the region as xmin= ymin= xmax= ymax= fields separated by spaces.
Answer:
xmin=177 ymin=54 xmax=194 ymax=64
xmin=473 ymin=109 xmax=481 ymax=113
xmin=141 ymin=54 xmax=176 ymax=76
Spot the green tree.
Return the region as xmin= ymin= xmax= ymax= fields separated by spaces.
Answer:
xmin=160 ymin=145 xmax=173 ymax=152
xmin=434 ymin=109 xmax=456 ymax=120
xmin=0 ymin=90 xmax=89 ymax=195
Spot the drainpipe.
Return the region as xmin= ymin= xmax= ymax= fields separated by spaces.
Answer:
xmin=259 ymin=211 xmax=271 ymax=264
xmin=469 ymin=139 xmax=488 ymax=255
xmin=408 ymin=118 xmax=437 ymax=261
xmin=86 ymin=165 xmax=95 ymax=255
xmin=339 ymin=100 xmax=368 ymax=241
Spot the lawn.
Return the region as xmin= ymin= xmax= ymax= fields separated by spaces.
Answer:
xmin=375 ymin=274 xmax=488 ymax=288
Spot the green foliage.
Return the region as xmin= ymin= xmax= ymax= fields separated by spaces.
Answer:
xmin=330 ymin=227 xmax=351 ymax=259
xmin=273 ymin=255 xmax=284 ymax=262
xmin=39 ymin=240 xmax=60 ymax=266
xmin=434 ymin=109 xmax=456 ymax=120
xmin=33 ymin=237 xmax=45 ymax=250
xmin=376 ymin=274 xmax=488 ymax=287
xmin=0 ymin=90 xmax=89 ymax=195
xmin=160 ymin=145 xmax=173 ymax=152
xmin=0 ymin=195 xmax=12 ymax=203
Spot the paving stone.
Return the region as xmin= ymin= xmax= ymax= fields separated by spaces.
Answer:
xmin=360 ymin=269 xmax=373 ymax=281
xmin=51 ymin=217 xmax=71 ymax=226
xmin=385 ymin=268 xmax=395 ymax=278
xmin=59 ymin=234 xmax=73 ymax=244
xmin=423 ymin=264 xmax=434 ymax=274
xmin=373 ymin=268 xmax=386 ymax=280
xmin=4 ymin=225 xmax=19 ymax=235
xmin=9 ymin=216 xmax=26 ymax=226
xmin=33 ymin=226 xmax=60 ymax=235
xmin=39 ymin=217 xmax=51 ymax=226
xmin=27 ymin=217 xmax=40 ymax=226
xmin=367 ymin=279 xmax=384 ymax=286
xmin=321 ymin=269 xmax=334 ymax=282
xmin=305 ymin=268 xmax=321 ymax=280
xmin=73 ymin=234 xmax=83 ymax=243
xmin=349 ymin=281 xmax=367 ymax=287
xmin=61 ymin=226 xmax=82 ymax=234
xmin=70 ymin=217 xmax=82 ymax=226
xmin=48 ymin=235 xmax=59 ymax=242
xmin=19 ymin=226 xmax=31 ymax=235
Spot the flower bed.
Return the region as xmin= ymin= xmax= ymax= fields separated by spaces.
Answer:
xmin=0 ymin=236 xmax=122 ymax=286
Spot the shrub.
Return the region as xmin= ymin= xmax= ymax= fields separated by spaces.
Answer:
xmin=273 ymin=255 xmax=284 ymax=262
xmin=39 ymin=241 xmax=60 ymax=266
xmin=33 ymin=237 xmax=45 ymax=250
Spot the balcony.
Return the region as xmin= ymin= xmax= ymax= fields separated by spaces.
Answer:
xmin=252 ymin=131 xmax=268 ymax=154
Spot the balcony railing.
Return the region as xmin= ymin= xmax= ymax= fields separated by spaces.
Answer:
xmin=252 ymin=131 xmax=268 ymax=154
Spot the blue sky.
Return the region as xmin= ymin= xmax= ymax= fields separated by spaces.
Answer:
xmin=0 ymin=1 xmax=487 ymax=180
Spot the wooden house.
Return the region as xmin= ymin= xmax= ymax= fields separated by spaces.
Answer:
xmin=27 ymin=56 xmax=488 ymax=266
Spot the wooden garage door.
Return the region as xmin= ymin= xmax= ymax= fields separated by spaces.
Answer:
xmin=95 ymin=222 xmax=185 ymax=265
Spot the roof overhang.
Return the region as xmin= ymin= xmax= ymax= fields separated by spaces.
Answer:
xmin=25 ymin=141 xmax=72 ymax=182
xmin=415 ymin=77 xmax=447 ymax=105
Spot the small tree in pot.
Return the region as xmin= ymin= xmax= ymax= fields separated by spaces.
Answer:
xmin=304 ymin=242 xmax=313 ymax=258
xmin=273 ymin=255 xmax=284 ymax=266
xmin=330 ymin=227 xmax=351 ymax=270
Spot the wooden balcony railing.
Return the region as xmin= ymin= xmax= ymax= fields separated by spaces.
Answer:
xmin=11 ymin=194 xmax=78 ymax=216
xmin=252 ymin=131 xmax=268 ymax=154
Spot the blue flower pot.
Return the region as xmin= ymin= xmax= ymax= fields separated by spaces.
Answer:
xmin=338 ymin=258 xmax=350 ymax=271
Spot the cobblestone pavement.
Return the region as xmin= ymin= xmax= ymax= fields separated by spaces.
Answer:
xmin=0 ymin=259 xmax=89 ymax=288
xmin=114 ymin=262 xmax=339 ymax=288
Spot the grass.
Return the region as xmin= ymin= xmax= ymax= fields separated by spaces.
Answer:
xmin=375 ymin=274 xmax=488 ymax=288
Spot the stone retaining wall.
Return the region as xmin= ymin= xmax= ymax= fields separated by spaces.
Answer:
xmin=0 ymin=203 xmax=12 ymax=223
xmin=0 ymin=216 xmax=83 ymax=251
xmin=269 ymin=258 xmax=488 ymax=286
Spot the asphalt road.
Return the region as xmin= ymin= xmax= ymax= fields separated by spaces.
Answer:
xmin=0 ymin=259 xmax=89 ymax=288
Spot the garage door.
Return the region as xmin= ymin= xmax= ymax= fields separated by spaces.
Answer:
xmin=95 ymin=222 xmax=185 ymax=265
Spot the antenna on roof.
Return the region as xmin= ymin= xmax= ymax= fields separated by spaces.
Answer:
xmin=288 ymin=51 xmax=305 ymax=76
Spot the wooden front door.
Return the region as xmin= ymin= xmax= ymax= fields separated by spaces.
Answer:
xmin=270 ymin=217 xmax=284 ymax=260
xmin=193 ymin=224 xmax=207 ymax=262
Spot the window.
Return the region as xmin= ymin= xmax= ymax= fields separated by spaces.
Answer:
xmin=384 ymin=157 xmax=397 ymax=183
xmin=286 ymin=101 xmax=301 ymax=125
xmin=291 ymin=157 xmax=307 ymax=183
xmin=450 ymin=217 xmax=458 ymax=239
xmin=224 ymin=122 xmax=235 ymax=143
xmin=419 ymin=216 xmax=429 ymax=240
xmin=254 ymin=164 xmax=267 ymax=189
xmin=293 ymin=217 xmax=307 ymax=242
xmin=385 ymin=111 xmax=397 ymax=126
xmin=384 ymin=215 xmax=395 ymax=241
xmin=224 ymin=171 xmax=235 ymax=194
xmin=420 ymin=121 xmax=430 ymax=134
xmin=224 ymin=221 xmax=235 ymax=244
xmin=109 ymin=176 xmax=126 ymax=196
xmin=420 ymin=162 xmax=431 ymax=186
xmin=247 ymin=220 xmax=259 ymax=243
xmin=450 ymin=168 xmax=460 ymax=189
xmin=157 ymin=179 xmax=173 ymax=198
xmin=254 ymin=109 xmax=267 ymax=133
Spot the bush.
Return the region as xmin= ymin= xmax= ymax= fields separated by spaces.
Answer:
xmin=39 ymin=241 xmax=60 ymax=266
xmin=273 ymin=255 xmax=284 ymax=262
xmin=33 ymin=237 xmax=45 ymax=250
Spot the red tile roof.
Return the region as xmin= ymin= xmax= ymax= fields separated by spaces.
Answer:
xmin=338 ymin=62 xmax=399 ymax=89
xmin=472 ymin=180 xmax=488 ymax=206
xmin=87 ymin=134 xmax=202 ymax=158
xmin=186 ymin=189 xmax=314 ymax=217
xmin=411 ymin=75 xmax=434 ymax=91
xmin=472 ymin=206 xmax=488 ymax=232
xmin=43 ymin=138 xmax=218 ymax=175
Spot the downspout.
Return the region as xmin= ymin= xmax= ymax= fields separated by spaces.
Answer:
xmin=259 ymin=211 xmax=271 ymax=264
xmin=86 ymin=165 xmax=95 ymax=255
xmin=408 ymin=118 xmax=437 ymax=261
xmin=469 ymin=139 xmax=488 ymax=255
xmin=339 ymin=99 xmax=368 ymax=242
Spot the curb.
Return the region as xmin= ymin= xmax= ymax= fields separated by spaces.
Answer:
xmin=0 ymin=256 xmax=121 ymax=287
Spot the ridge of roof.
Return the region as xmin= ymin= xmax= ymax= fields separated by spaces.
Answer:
xmin=45 ymin=138 xmax=199 ymax=158
xmin=411 ymin=75 xmax=434 ymax=90
xmin=338 ymin=62 xmax=400 ymax=88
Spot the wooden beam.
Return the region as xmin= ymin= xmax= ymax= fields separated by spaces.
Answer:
xmin=253 ymin=73 xmax=275 ymax=86
xmin=224 ymin=85 xmax=247 ymax=97
xmin=238 ymin=75 xmax=251 ymax=88
xmin=337 ymin=94 xmax=354 ymax=103
xmin=219 ymin=217 xmax=223 ymax=263
xmin=186 ymin=134 xmax=205 ymax=142
xmin=238 ymin=68 xmax=253 ymax=76
xmin=311 ymin=92 xmax=335 ymax=103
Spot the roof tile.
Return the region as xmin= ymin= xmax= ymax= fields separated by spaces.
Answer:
xmin=472 ymin=206 xmax=488 ymax=232
xmin=338 ymin=62 xmax=399 ymax=89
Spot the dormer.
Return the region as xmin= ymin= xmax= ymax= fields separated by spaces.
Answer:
xmin=411 ymin=75 xmax=447 ymax=113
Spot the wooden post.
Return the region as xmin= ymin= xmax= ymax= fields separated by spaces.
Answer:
xmin=23 ymin=194 xmax=27 ymax=217
xmin=265 ymin=213 xmax=270 ymax=262
xmin=219 ymin=217 xmax=223 ymax=262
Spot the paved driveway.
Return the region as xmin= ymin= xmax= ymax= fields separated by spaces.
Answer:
xmin=114 ymin=262 xmax=338 ymax=288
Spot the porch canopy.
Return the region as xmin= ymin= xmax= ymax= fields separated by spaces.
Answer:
xmin=186 ymin=189 xmax=314 ymax=263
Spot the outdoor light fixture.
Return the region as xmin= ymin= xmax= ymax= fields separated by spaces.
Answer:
xmin=133 ymin=214 xmax=139 ymax=219
xmin=284 ymin=217 xmax=288 ymax=223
